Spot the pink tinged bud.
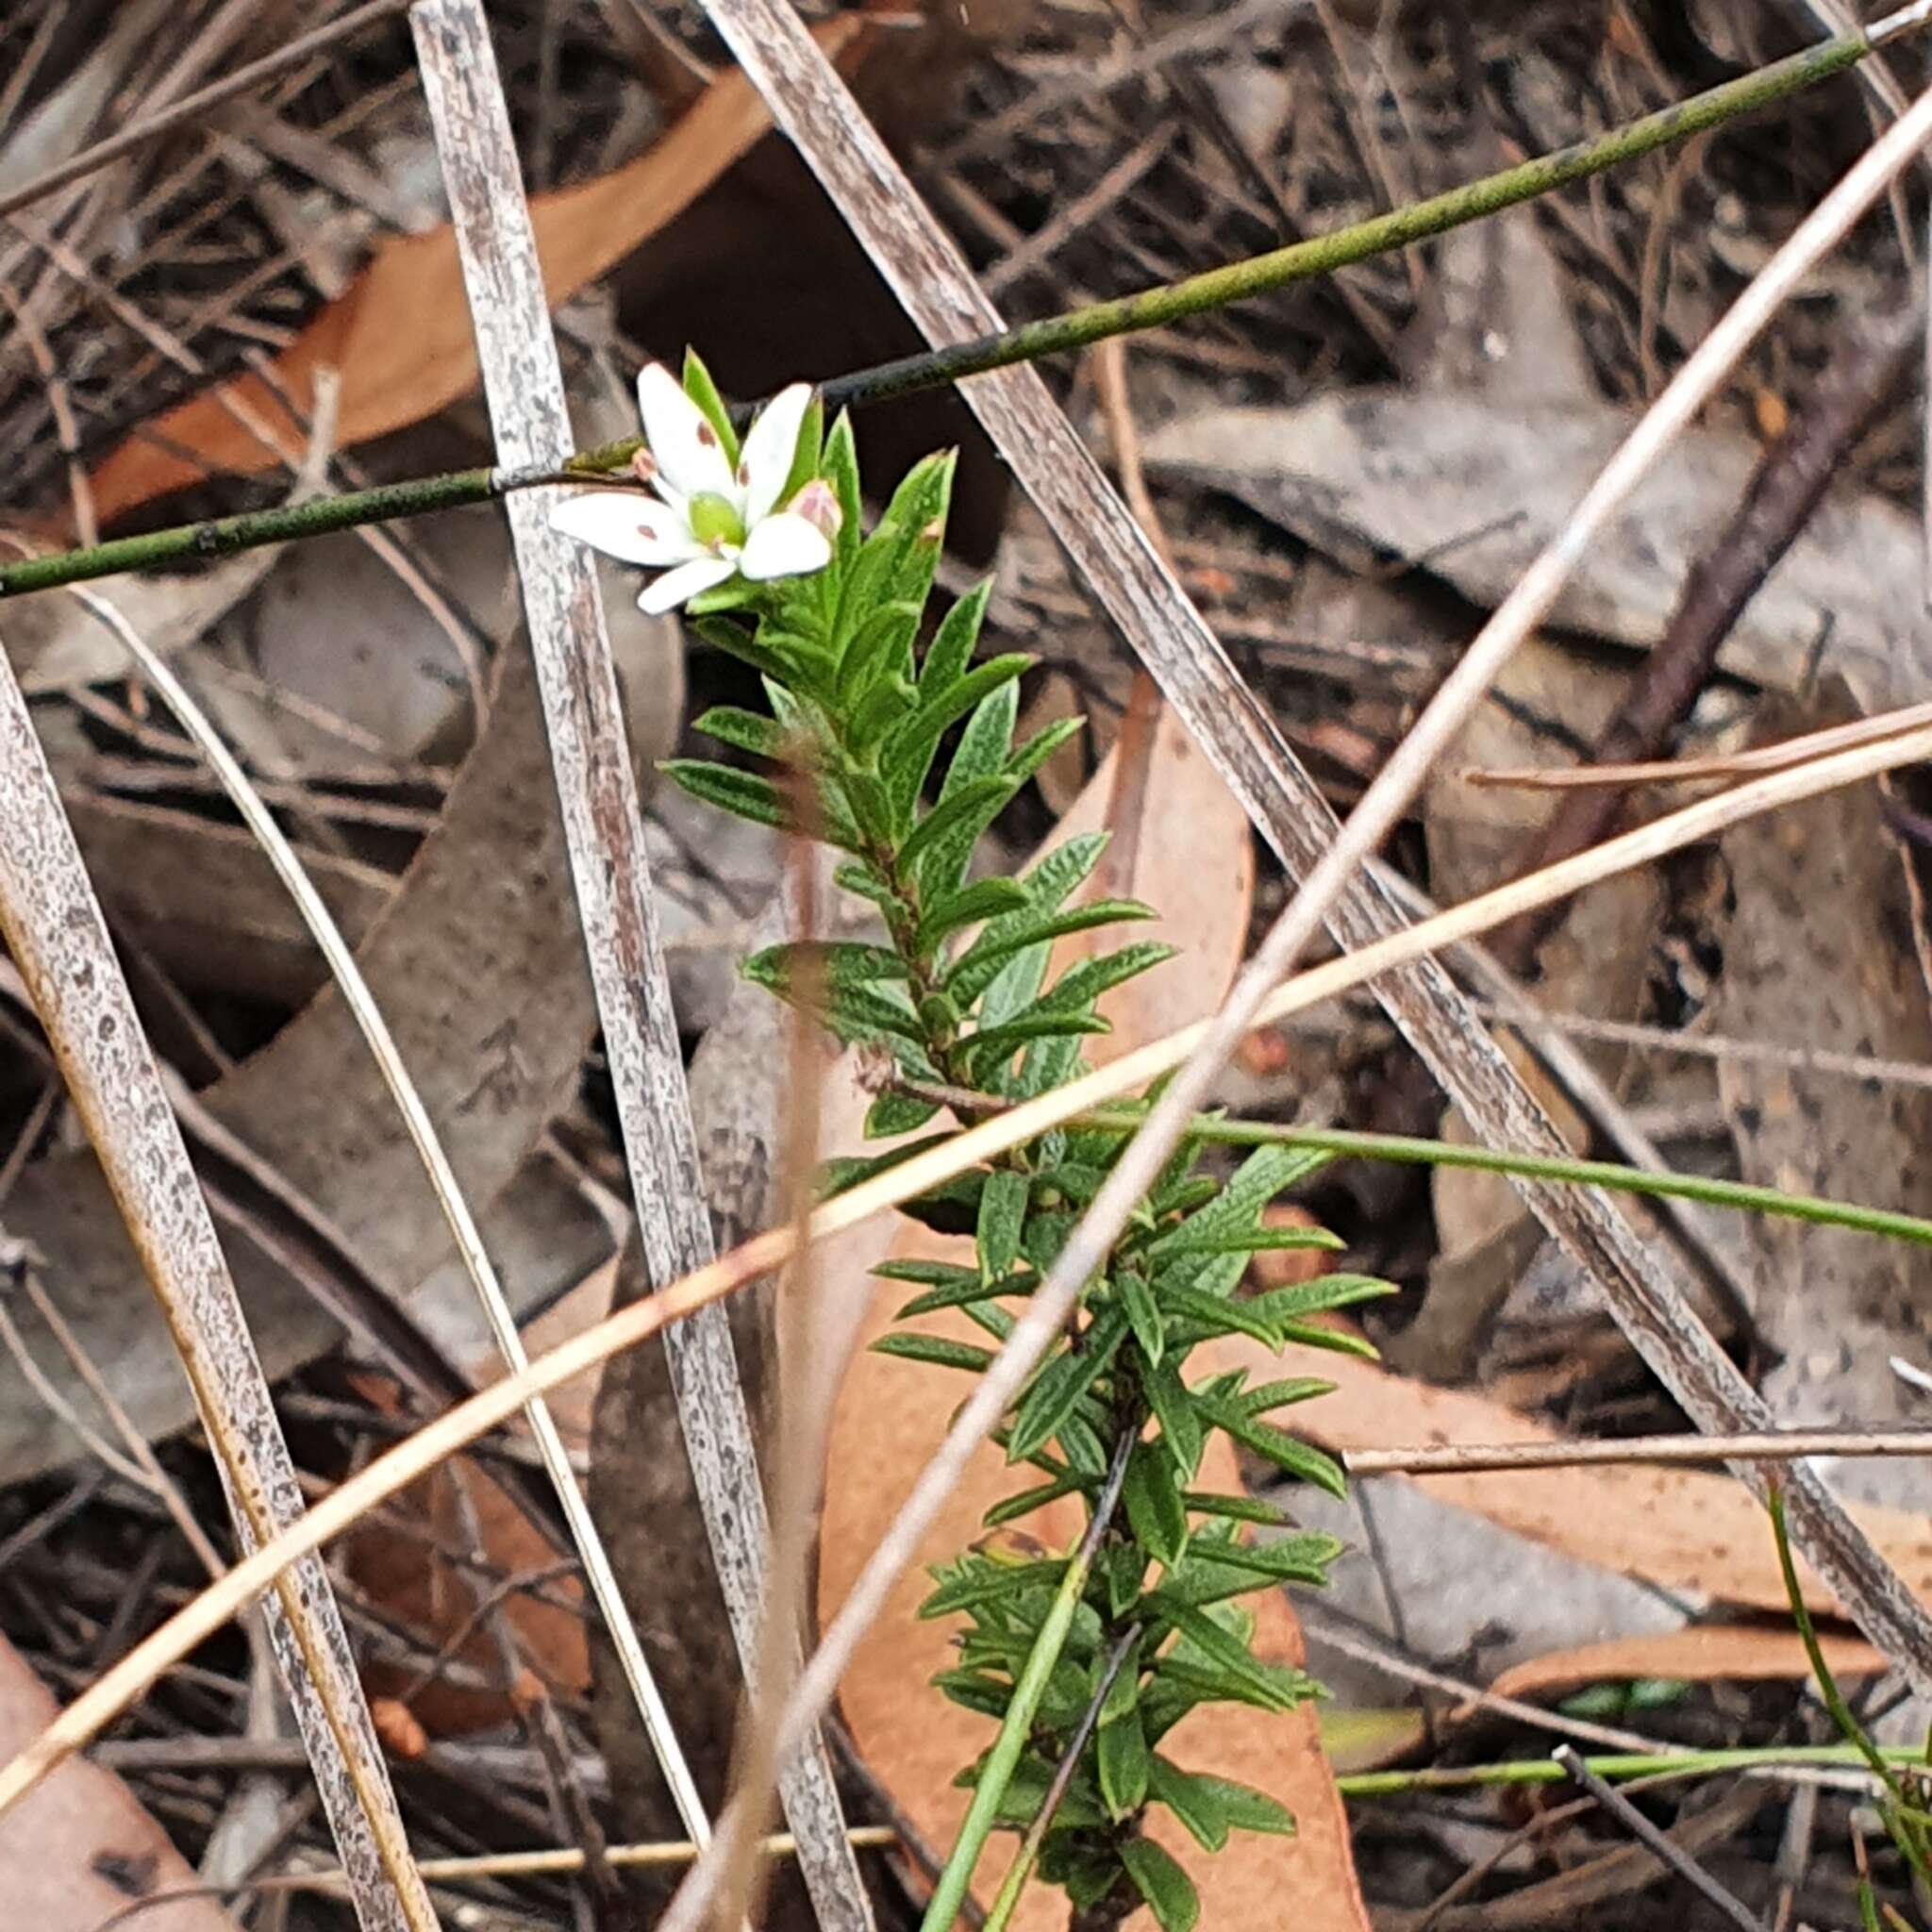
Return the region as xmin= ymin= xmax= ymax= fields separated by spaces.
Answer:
xmin=630 ymin=447 xmax=658 ymax=486
xmin=790 ymin=478 xmax=843 ymax=541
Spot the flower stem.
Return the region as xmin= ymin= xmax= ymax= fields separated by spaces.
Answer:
xmin=0 ymin=21 xmax=1899 ymax=605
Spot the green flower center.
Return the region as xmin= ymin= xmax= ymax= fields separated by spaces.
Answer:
xmin=688 ymin=491 xmax=746 ymax=550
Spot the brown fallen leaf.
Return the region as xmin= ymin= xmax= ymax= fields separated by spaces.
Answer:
xmin=0 ymin=1635 xmax=238 ymax=1932
xmin=1479 ymin=1624 xmax=1886 ymax=1712
xmin=84 ymin=21 xmax=868 ymax=525
xmin=1194 ymin=1336 xmax=1932 ymax=1618
xmin=819 ymin=729 xmax=1374 ymax=1930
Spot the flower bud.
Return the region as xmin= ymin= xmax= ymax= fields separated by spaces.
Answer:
xmin=789 ymin=477 xmax=843 ymax=541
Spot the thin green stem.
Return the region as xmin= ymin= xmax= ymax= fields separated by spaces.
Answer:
xmin=1770 ymin=1489 xmax=1932 ymax=1876
xmin=0 ymin=19 xmax=1900 ymax=604
xmin=890 ymin=1081 xmax=1932 ymax=1252
xmin=1335 ymin=1742 xmax=1932 ymax=1799
xmin=981 ymin=1624 xmax=1141 ymax=1932
xmin=919 ymin=1437 xmax=1134 ymax=1932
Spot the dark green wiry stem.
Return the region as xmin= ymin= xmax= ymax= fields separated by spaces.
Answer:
xmin=0 ymin=23 xmax=1896 ymax=606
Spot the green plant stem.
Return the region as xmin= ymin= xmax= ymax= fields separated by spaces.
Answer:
xmin=981 ymin=1624 xmax=1142 ymax=1932
xmin=1335 ymin=1742 xmax=1932 ymax=1799
xmin=919 ymin=1436 xmax=1134 ymax=1932
xmin=888 ymin=1081 xmax=1932 ymax=1251
xmin=1770 ymin=1490 xmax=1932 ymax=1874
xmin=0 ymin=20 xmax=1899 ymax=605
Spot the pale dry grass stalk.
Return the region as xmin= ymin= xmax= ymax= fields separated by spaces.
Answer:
xmin=6 ymin=700 xmax=1932 ymax=1823
xmin=408 ymin=4 xmax=870 ymax=1922
xmin=1348 ymin=1430 xmax=1932 ymax=1475
xmin=0 ymin=631 xmax=434 ymax=1929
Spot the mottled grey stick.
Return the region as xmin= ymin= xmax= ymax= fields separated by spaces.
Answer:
xmin=408 ymin=7 xmax=871 ymax=1928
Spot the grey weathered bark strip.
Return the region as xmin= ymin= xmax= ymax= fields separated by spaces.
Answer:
xmin=0 ymin=627 xmax=434 ymax=1931
xmin=407 ymin=6 xmax=873 ymax=1925
xmin=691 ymin=0 xmax=1932 ymax=1691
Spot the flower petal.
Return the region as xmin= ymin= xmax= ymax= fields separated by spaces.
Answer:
xmin=638 ymin=554 xmax=737 ymax=614
xmin=736 ymin=382 xmax=813 ymax=525
xmin=549 ymin=490 xmax=701 ymax=567
xmin=637 ymin=363 xmax=733 ymax=499
xmin=738 ymin=510 xmax=832 ymax=583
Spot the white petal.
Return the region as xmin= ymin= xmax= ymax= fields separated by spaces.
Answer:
xmin=639 ymin=554 xmax=736 ymax=614
xmin=549 ymin=491 xmax=701 ymax=567
xmin=738 ymin=511 xmax=832 ymax=583
xmin=636 ymin=363 xmax=734 ymax=500
xmin=736 ymin=382 xmax=813 ymax=526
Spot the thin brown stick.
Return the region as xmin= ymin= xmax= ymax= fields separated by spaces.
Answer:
xmin=408 ymin=8 xmax=869 ymax=1924
xmin=1348 ymin=1427 xmax=1932 ymax=1476
xmin=0 ymin=634 xmax=432 ymax=1926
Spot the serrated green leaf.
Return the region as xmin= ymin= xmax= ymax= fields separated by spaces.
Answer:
xmin=913 ymin=876 xmax=1031 ymax=954
xmin=883 ymin=652 xmax=1031 ymax=802
xmin=681 ymin=347 xmax=741 ymax=465
xmin=1243 ymin=1273 xmax=1397 ymax=1329
xmin=870 ymin=1332 xmax=995 ymax=1374
xmin=662 ymin=759 xmax=786 ymax=831
xmin=1097 ymin=1709 xmax=1151 ymax=1819
xmin=1121 ymin=1838 xmax=1199 ymax=1932
xmin=1123 ymin=1441 xmax=1190 ymax=1571
xmin=1147 ymin=1757 xmax=1230 ymax=1853
xmin=1008 ymin=1304 xmax=1130 ymax=1464
xmin=976 ymin=1168 xmax=1029 ymax=1287
xmin=1193 ymin=1394 xmax=1347 ymax=1497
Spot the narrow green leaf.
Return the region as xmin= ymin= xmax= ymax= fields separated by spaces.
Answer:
xmin=977 ymin=1168 xmax=1030 ymax=1286
xmin=1147 ymin=1757 xmax=1230 ymax=1853
xmin=1193 ymin=1394 xmax=1347 ymax=1498
xmin=1097 ymin=1710 xmax=1152 ymax=1819
xmin=1117 ymin=1268 xmax=1164 ymax=1369
xmin=1039 ymin=941 xmax=1176 ymax=1013
xmin=662 ymin=759 xmax=786 ymax=830
xmin=913 ymin=876 xmax=1031 ymax=954
xmin=1179 ymin=1491 xmax=1291 ymax=1528
xmin=908 ymin=677 xmax=1020 ymax=888
xmin=919 ymin=577 xmax=991 ymax=697
xmin=1155 ymin=1279 xmax=1285 ymax=1349
xmin=1144 ymin=1362 xmax=1204 ymax=1480
xmin=866 ymin=1090 xmax=941 ymax=1140
xmin=1008 ymin=1304 xmax=1130 ymax=1464
xmin=1120 ymin=1839 xmax=1199 ymax=1932
xmin=1123 ymin=1441 xmax=1190 ymax=1571
xmin=898 ymin=774 xmax=1020 ymax=875
xmin=946 ymin=899 xmax=1158 ymax=1008
xmin=680 ymin=347 xmax=741 ymax=465
xmin=1155 ymin=1602 xmax=1308 ymax=1714
xmin=931 ymin=1670 xmax=1012 ymax=1721
xmin=691 ymin=705 xmax=791 ymax=761
xmin=1191 ymin=1774 xmax=1297 ymax=1838
xmin=982 ymin=1474 xmax=1086 ymax=1527
xmin=922 ymin=1557 xmax=1068 ymax=1619
xmin=870 ymin=1332 xmax=996 ymax=1374
xmin=1007 ymin=714 xmax=1085 ymax=786
xmin=822 ymin=411 xmax=862 ymax=565
xmin=742 ymin=941 xmax=909 ymax=993
xmin=1236 ymin=1376 xmax=1337 ymax=1417
xmin=1204 ymin=1530 xmax=1343 ymax=1589
xmin=1150 ymin=1224 xmax=1346 ymax=1260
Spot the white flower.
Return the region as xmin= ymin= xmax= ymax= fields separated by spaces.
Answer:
xmin=549 ymin=366 xmax=832 ymax=615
